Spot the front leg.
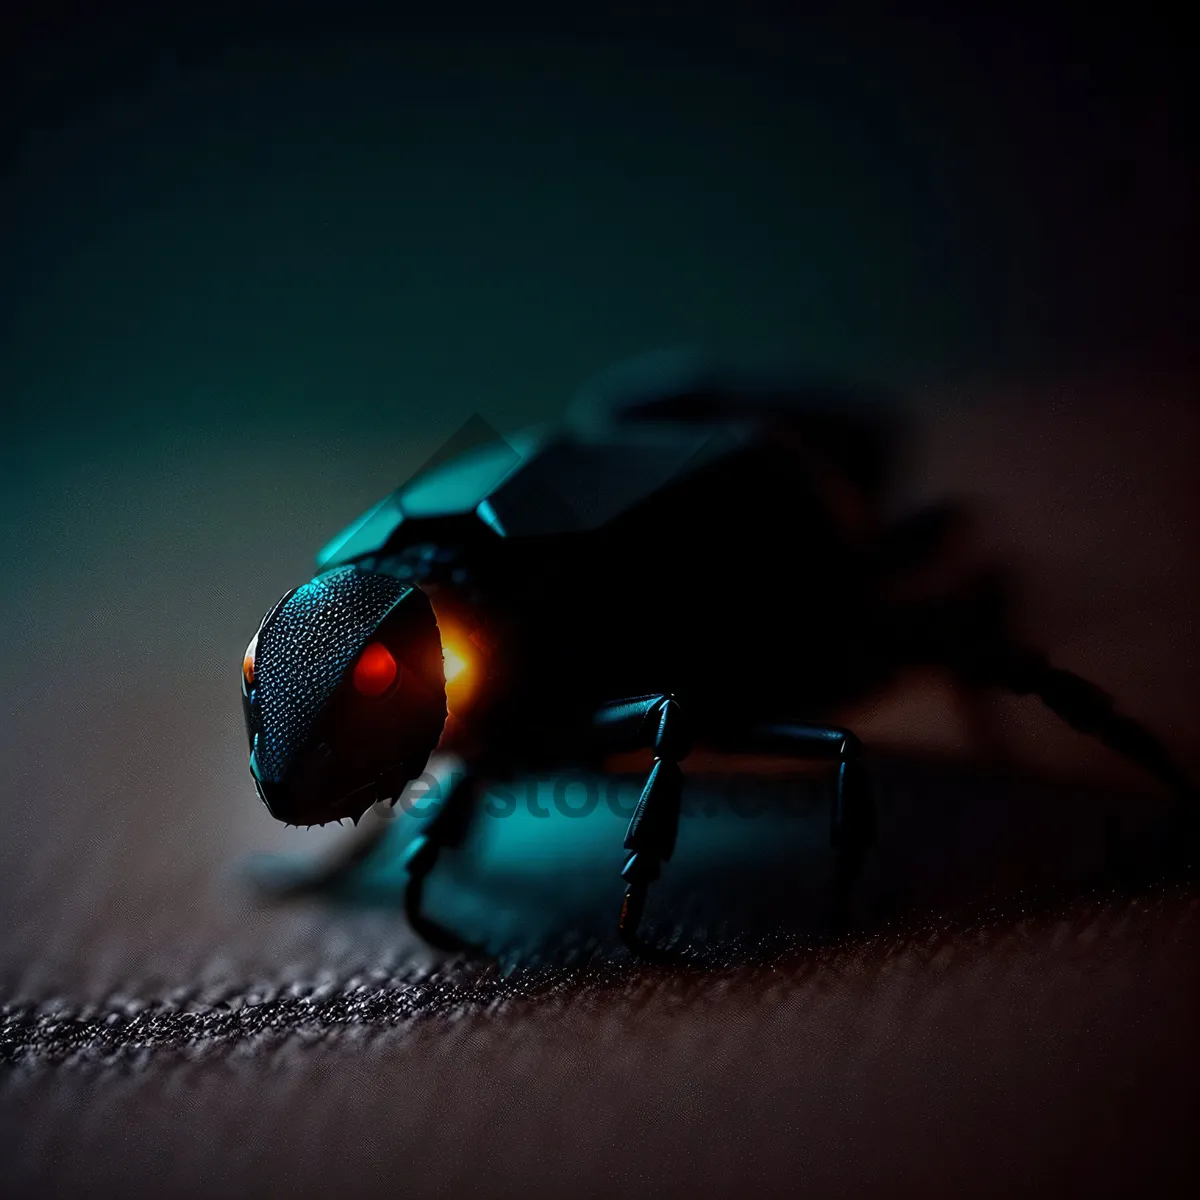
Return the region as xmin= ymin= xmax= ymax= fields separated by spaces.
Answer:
xmin=593 ymin=695 xmax=691 ymax=955
xmin=401 ymin=763 xmax=488 ymax=953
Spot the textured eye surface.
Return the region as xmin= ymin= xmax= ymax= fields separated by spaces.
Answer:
xmin=253 ymin=568 xmax=414 ymax=781
xmin=353 ymin=641 xmax=398 ymax=697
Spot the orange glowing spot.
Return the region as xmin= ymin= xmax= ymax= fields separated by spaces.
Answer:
xmin=353 ymin=641 xmax=398 ymax=697
xmin=438 ymin=626 xmax=477 ymax=713
xmin=242 ymin=632 xmax=258 ymax=689
xmin=442 ymin=645 xmax=468 ymax=682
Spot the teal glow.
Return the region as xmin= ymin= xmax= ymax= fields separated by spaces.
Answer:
xmin=316 ymin=494 xmax=405 ymax=569
xmin=400 ymin=439 xmax=524 ymax=518
xmin=475 ymin=498 xmax=507 ymax=537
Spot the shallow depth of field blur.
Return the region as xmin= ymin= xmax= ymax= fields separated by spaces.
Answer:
xmin=1 ymin=6 xmax=1196 ymax=1198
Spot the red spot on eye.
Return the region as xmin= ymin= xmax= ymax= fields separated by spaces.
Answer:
xmin=353 ymin=641 xmax=398 ymax=697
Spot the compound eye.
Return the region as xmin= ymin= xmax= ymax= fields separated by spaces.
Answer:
xmin=353 ymin=641 xmax=398 ymax=697
xmin=242 ymin=632 xmax=259 ymax=691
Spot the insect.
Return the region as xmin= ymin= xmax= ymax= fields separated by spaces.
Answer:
xmin=240 ymin=352 xmax=1195 ymax=956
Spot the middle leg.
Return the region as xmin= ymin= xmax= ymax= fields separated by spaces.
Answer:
xmin=594 ymin=697 xmax=876 ymax=953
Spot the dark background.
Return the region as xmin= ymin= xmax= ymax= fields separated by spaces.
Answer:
xmin=1 ymin=3 xmax=1197 ymax=1196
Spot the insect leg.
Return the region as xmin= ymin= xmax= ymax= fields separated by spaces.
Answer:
xmin=402 ymin=767 xmax=487 ymax=953
xmin=592 ymin=695 xmax=691 ymax=956
xmin=905 ymin=577 xmax=1197 ymax=806
xmin=734 ymin=724 xmax=876 ymax=925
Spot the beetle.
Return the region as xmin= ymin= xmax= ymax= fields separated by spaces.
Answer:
xmin=239 ymin=351 xmax=1196 ymax=956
